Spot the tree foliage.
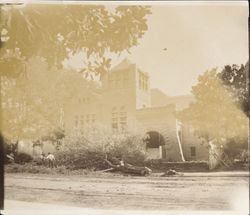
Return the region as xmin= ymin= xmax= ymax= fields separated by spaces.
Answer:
xmin=0 ymin=4 xmax=151 ymax=78
xmin=179 ymin=69 xmax=248 ymax=145
xmin=218 ymin=62 xmax=249 ymax=116
xmin=0 ymin=4 xmax=151 ymax=141
xmin=56 ymin=132 xmax=148 ymax=170
xmin=1 ymin=56 xmax=98 ymax=140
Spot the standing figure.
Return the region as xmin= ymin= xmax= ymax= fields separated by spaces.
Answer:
xmin=46 ymin=152 xmax=56 ymax=168
xmin=39 ymin=152 xmax=46 ymax=165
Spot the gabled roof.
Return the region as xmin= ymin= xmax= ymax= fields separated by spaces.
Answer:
xmin=111 ymin=58 xmax=134 ymax=72
xmin=110 ymin=58 xmax=150 ymax=77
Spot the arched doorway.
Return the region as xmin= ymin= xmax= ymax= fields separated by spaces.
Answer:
xmin=145 ymin=131 xmax=166 ymax=159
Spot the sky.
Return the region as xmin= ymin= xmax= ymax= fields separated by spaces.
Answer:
xmin=67 ymin=2 xmax=249 ymax=96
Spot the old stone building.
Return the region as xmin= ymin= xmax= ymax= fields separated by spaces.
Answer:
xmin=64 ymin=59 xmax=209 ymax=161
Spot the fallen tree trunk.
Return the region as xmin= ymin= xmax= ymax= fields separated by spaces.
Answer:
xmin=104 ymin=159 xmax=152 ymax=176
xmin=99 ymin=167 xmax=115 ymax=173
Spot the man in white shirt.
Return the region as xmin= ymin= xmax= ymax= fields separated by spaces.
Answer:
xmin=46 ymin=152 xmax=56 ymax=168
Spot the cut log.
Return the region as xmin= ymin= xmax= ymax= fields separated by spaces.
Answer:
xmin=104 ymin=159 xmax=152 ymax=176
xmin=6 ymin=154 xmax=14 ymax=160
xmin=160 ymin=169 xmax=184 ymax=177
xmin=100 ymin=168 xmax=115 ymax=173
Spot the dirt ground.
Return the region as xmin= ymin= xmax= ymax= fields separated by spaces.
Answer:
xmin=5 ymin=172 xmax=249 ymax=211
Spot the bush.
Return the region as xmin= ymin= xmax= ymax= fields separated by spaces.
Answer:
xmin=56 ymin=134 xmax=148 ymax=170
xmin=106 ymin=136 xmax=148 ymax=166
xmin=56 ymin=148 xmax=107 ymax=170
xmin=14 ymin=152 xmax=33 ymax=164
xmin=223 ymin=139 xmax=248 ymax=162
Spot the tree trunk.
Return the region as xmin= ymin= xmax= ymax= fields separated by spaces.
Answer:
xmin=104 ymin=159 xmax=151 ymax=176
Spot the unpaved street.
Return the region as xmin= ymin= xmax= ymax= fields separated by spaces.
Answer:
xmin=5 ymin=172 xmax=249 ymax=211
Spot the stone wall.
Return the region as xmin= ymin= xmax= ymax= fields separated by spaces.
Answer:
xmin=145 ymin=159 xmax=209 ymax=172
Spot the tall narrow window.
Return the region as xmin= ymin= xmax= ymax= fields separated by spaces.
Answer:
xmin=80 ymin=115 xmax=84 ymax=127
xmin=112 ymin=106 xmax=118 ymax=132
xmin=120 ymin=113 xmax=127 ymax=132
xmin=190 ymin=147 xmax=196 ymax=157
xmin=144 ymin=76 xmax=148 ymax=91
xmin=111 ymin=106 xmax=127 ymax=133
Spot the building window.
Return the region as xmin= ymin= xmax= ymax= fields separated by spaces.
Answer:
xmin=86 ymin=114 xmax=90 ymax=123
xmin=79 ymin=113 xmax=96 ymax=134
xmin=138 ymin=71 xmax=148 ymax=92
xmin=119 ymin=105 xmax=127 ymax=132
xmin=90 ymin=114 xmax=96 ymax=124
xmin=112 ymin=122 xmax=118 ymax=129
xmin=112 ymin=106 xmax=118 ymax=132
xmin=120 ymin=122 xmax=127 ymax=131
xmin=80 ymin=115 xmax=84 ymax=127
xmin=190 ymin=147 xmax=196 ymax=157
xmin=120 ymin=106 xmax=125 ymax=111
xmin=143 ymin=76 xmax=148 ymax=91
xmin=111 ymin=106 xmax=127 ymax=133
xmin=120 ymin=114 xmax=127 ymax=131
xmin=79 ymin=97 xmax=90 ymax=104
xmin=139 ymin=79 xmax=142 ymax=89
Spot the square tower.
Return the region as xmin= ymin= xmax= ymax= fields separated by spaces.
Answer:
xmin=101 ymin=58 xmax=151 ymax=133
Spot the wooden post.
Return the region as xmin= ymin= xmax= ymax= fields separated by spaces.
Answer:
xmin=159 ymin=145 xmax=162 ymax=159
xmin=0 ymin=74 xmax=4 ymax=211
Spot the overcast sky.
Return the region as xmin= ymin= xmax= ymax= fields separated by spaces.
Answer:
xmin=128 ymin=3 xmax=248 ymax=96
xmin=67 ymin=2 xmax=249 ymax=96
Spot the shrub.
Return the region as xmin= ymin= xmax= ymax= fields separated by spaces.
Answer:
xmin=56 ymin=133 xmax=148 ymax=170
xmin=223 ymin=138 xmax=248 ymax=162
xmin=14 ymin=152 xmax=33 ymax=164
xmin=106 ymin=135 xmax=148 ymax=166
xmin=56 ymin=147 xmax=107 ymax=170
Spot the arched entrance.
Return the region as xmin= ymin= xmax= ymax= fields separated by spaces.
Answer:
xmin=145 ymin=131 xmax=166 ymax=159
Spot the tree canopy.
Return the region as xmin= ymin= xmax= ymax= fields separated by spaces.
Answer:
xmin=0 ymin=4 xmax=151 ymax=141
xmin=1 ymin=56 xmax=101 ymax=140
xmin=0 ymin=4 xmax=151 ymax=78
xmin=218 ymin=62 xmax=249 ymax=117
xmin=179 ymin=68 xmax=248 ymax=145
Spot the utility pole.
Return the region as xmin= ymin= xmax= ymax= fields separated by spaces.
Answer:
xmin=0 ymin=4 xmax=23 ymax=211
xmin=0 ymin=72 xmax=4 ymax=212
xmin=0 ymin=43 xmax=4 ymax=215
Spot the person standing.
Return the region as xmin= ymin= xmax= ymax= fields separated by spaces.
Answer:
xmin=46 ymin=152 xmax=56 ymax=168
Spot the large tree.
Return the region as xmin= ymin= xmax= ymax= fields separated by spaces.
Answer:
xmin=0 ymin=4 xmax=151 ymax=78
xmin=218 ymin=62 xmax=249 ymax=117
xmin=1 ymin=56 xmax=101 ymax=141
xmin=0 ymin=4 xmax=151 ymax=141
xmin=179 ymin=69 xmax=248 ymax=146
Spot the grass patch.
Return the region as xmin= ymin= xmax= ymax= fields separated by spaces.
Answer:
xmin=5 ymin=163 xmax=70 ymax=175
xmin=4 ymin=163 xmax=122 ymax=177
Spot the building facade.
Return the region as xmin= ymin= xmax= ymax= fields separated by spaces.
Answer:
xmin=63 ymin=59 xmax=209 ymax=161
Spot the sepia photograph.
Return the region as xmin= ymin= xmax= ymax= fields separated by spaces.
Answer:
xmin=0 ymin=1 xmax=249 ymax=215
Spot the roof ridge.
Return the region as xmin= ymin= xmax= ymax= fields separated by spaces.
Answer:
xmin=111 ymin=58 xmax=134 ymax=72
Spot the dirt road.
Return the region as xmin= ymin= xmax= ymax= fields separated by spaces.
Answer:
xmin=5 ymin=172 xmax=249 ymax=211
